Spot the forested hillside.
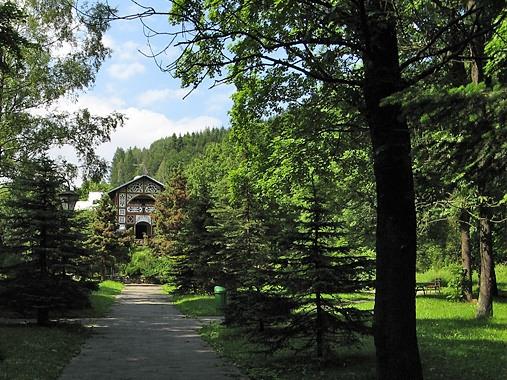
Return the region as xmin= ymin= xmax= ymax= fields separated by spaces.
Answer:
xmin=109 ymin=128 xmax=228 ymax=186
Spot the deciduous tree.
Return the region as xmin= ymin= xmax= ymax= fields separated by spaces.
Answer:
xmin=0 ymin=0 xmax=122 ymax=181
xmin=112 ymin=1 xmax=503 ymax=375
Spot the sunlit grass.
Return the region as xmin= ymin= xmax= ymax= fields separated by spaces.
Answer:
xmin=161 ymin=284 xmax=223 ymax=317
xmin=198 ymin=265 xmax=507 ymax=379
xmin=161 ymin=283 xmax=176 ymax=294
xmin=88 ymin=280 xmax=124 ymax=317
xmin=417 ymin=295 xmax=507 ymax=380
xmin=171 ymin=294 xmax=222 ymax=317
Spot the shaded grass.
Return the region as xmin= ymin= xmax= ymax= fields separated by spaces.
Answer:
xmin=199 ymin=265 xmax=507 ymax=379
xmin=0 ymin=323 xmax=89 ymax=380
xmin=0 ymin=281 xmax=124 ymax=380
xmin=201 ymin=323 xmax=376 ymax=380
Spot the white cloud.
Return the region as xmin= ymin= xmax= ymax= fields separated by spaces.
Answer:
xmin=48 ymin=94 xmax=222 ymax=163
xmin=74 ymin=95 xmax=126 ymax=114
xmin=107 ymin=62 xmax=146 ymax=80
xmin=96 ymin=109 xmax=221 ymax=161
xmin=117 ymin=41 xmax=144 ymax=61
xmin=137 ymin=88 xmax=190 ymax=106
xmin=102 ymin=36 xmax=150 ymax=62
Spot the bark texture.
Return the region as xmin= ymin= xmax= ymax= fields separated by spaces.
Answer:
xmin=476 ymin=206 xmax=494 ymax=318
xmin=468 ymin=0 xmax=496 ymax=318
xmin=459 ymin=209 xmax=473 ymax=301
xmin=361 ymin=2 xmax=422 ymax=378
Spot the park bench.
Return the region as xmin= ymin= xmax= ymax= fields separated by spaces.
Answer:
xmin=415 ymin=278 xmax=442 ymax=295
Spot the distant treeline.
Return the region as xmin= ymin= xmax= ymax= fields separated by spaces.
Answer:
xmin=109 ymin=128 xmax=228 ymax=186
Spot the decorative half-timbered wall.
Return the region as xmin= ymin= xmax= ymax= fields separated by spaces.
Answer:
xmin=108 ymin=176 xmax=164 ymax=237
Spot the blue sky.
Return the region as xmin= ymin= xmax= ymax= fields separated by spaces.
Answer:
xmin=53 ymin=0 xmax=234 ymax=168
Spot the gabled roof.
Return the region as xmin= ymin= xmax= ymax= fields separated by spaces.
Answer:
xmin=108 ymin=175 xmax=165 ymax=195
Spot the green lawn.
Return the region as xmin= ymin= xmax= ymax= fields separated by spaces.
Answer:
xmin=0 ymin=324 xmax=88 ymax=380
xmin=417 ymin=296 xmax=507 ymax=380
xmin=88 ymin=280 xmax=124 ymax=317
xmin=161 ymin=286 xmax=223 ymax=317
xmin=0 ymin=280 xmax=124 ymax=380
xmin=201 ymin=323 xmax=376 ymax=380
xmin=197 ymin=265 xmax=507 ymax=379
xmin=172 ymin=294 xmax=223 ymax=317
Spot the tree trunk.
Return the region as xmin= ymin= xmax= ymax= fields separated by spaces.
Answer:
xmin=467 ymin=0 xmax=496 ymax=318
xmin=361 ymin=2 xmax=422 ymax=379
xmin=37 ymin=307 xmax=50 ymax=326
xmin=492 ymin=262 xmax=498 ymax=297
xmin=476 ymin=205 xmax=494 ymax=318
xmin=316 ymin=290 xmax=323 ymax=358
xmin=100 ymin=255 xmax=107 ymax=281
xmin=459 ymin=209 xmax=473 ymax=301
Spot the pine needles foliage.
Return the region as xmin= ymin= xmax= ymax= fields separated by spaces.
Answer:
xmin=87 ymin=194 xmax=132 ymax=280
xmin=0 ymin=156 xmax=95 ymax=325
xmin=266 ymin=183 xmax=374 ymax=358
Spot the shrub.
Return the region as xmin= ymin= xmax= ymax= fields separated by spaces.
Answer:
xmin=445 ymin=264 xmax=469 ymax=301
xmin=122 ymin=247 xmax=172 ymax=284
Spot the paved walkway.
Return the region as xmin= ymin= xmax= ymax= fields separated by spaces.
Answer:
xmin=59 ymin=284 xmax=244 ymax=380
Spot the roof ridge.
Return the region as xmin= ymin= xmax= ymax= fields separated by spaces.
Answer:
xmin=108 ymin=175 xmax=165 ymax=194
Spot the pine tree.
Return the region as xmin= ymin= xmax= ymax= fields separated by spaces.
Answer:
xmin=207 ymin=176 xmax=291 ymax=330
xmin=271 ymin=179 xmax=374 ymax=358
xmin=0 ymin=156 xmax=94 ymax=325
xmin=151 ymin=171 xmax=190 ymax=291
xmin=177 ymin=191 xmax=218 ymax=293
xmin=87 ymin=195 xmax=132 ymax=280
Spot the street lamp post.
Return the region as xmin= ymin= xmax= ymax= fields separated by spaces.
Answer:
xmin=57 ymin=190 xmax=79 ymax=279
xmin=59 ymin=190 xmax=79 ymax=211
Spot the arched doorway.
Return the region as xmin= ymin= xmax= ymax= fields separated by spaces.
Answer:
xmin=135 ymin=222 xmax=151 ymax=239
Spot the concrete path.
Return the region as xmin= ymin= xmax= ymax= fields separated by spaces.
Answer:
xmin=59 ymin=284 xmax=244 ymax=380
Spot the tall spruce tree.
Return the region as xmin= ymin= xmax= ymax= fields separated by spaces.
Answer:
xmin=208 ymin=189 xmax=274 ymax=325
xmin=0 ymin=156 xmax=93 ymax=325
xmin=273 ymin=176 xmax=373 ymax=358
xmin=177 ymin=191 xmax=218 ymax=293
xmin=151 ymin=170 xmax=191 ymax=291
xmin=87 ymin=195 xmax=132 ymax=280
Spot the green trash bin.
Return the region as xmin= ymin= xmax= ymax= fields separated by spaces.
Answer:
xmin=214 ymin=286 xmax=227 ymax=311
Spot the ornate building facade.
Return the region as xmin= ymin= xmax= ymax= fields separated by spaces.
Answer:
xmin=108 ymin=175 xmax=165 ymax=239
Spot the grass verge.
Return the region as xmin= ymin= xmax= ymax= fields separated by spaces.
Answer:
xmin=0 ymin=324 xmax=88 ymax=380
xmin=161 ymin=285 xmax=223 ymax=317
xmin=0 ymin=280 xmax=124 ymax=380
xmin=198 ymin=265 xmax=507 ymax=379
xmin=201 ymin=296 xmax=507 ymax=379
xmin=201 ymin=323 xmax=375 ymax=380
xmin=88 ymin=280 xmax=124 ymax=317
xmin=169 ymin=294 xmax=223 ymax=317
xmin=417 ymin=295 xmax=507 ymax=380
